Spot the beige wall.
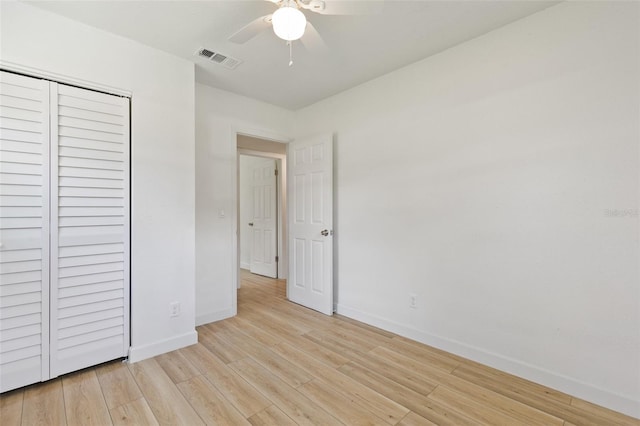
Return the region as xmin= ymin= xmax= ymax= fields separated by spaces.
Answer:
xmin=238 ymin=135 xmax=287 ymax=154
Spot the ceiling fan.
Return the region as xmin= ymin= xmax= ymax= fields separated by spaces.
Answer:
xmin=228 ymin=0 xmax=383 ymax=65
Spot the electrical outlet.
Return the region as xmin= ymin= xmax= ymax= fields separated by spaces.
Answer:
xmin=170 ymin=302 xmax=181 ymax=317
xmin=410 ymin=294 xmax=417 ymax=309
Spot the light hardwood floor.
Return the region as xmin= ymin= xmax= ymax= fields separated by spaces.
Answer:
xmin=1 ymin=270 xmax=638 ymax=425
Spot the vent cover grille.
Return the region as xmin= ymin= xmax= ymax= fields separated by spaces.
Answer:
xmin=211 ymin=53 xmax=227 ymax=63
xmin=199 ymin=48 xmax=215 ymax=58
xmin=196 ymin=48 xmax=242 ymax=70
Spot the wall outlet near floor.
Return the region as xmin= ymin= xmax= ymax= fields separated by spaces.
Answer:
xmin=410 ymin=293 xmax=417 ymax=309
xmin=170 ymin=301 xmax=181 ymax=317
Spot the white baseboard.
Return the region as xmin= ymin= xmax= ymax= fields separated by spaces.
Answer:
xmin=335 ymin=303 xmax=640 ymax=420
xmin=240 ymin=261 xmax=250 ymax=270
xmin=128 ymin=330 xmax=198 ymax=363
xmin=196 ymin=307 xmax=235 ymax=326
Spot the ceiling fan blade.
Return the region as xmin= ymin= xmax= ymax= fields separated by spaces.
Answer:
xmin=228 ymin=14 xmax=273 ymax=44
xmin=300 ymin=22 xmax=329 ymax=55
xmin=300 ymin=0 xmax=384 ymax=15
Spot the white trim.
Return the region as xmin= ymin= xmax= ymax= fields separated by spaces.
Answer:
xmin=0 ymin=60 xmax=132 ymax=97
xmin=238 ymin=148 xmax=286 ymax=161
xmin=40 ymin=77 xmax=51 ymax=382
xmin=128 ymin=331 xmax=198 ymax=363
xmin=234 ymin=126 xmax=292 ymax=145
xmin=121 ymin=97 xmax=131 ymax=359
xmin=336 ymin=303 xmax=640 ymax=419
xmin=48 ymin=82 xmax=61 ymax=377
xmin=240 ymin=261 xmax=251 ymax=270
xmin=230 ymin=125 xmax=291 ymax=299
xmin=196 ymin=308 xmax=235 ymax=327
xmin=230 ymin=126 xmax=239 ymax=307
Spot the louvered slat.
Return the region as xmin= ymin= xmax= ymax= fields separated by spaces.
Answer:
xmin=58 ymin=280 xmax=123 ymax=298
xmin=0 ymin=71 xmax=49 ymax=392
xmin=59 ymin=270 xmax=124 ymax=289
xmin=1 ymin=140 xmax=43 ymax=154
xmin=1 ymin=281 xmax=41 ymax=297
xmin=50 ymin=82 xmax=129 ymax=378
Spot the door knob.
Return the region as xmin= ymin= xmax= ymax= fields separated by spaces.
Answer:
xmin=321 ymin=229 xmax=329 ymax=236
xmin=248 ymin=222 xmax=254 ymax=227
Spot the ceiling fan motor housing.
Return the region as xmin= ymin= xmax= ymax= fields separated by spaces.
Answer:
xmin=305 ymin=0 xmax=326 ymax=12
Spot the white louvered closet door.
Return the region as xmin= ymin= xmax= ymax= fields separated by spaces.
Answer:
xmin=49 ymin=83 xmax=130 ymax=377
xmin=0 ymin=71 xmax=50 ymax=392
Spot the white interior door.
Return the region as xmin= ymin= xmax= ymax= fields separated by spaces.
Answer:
xmin=287 ymin=134 xmax=333 ymax=315
xmin=250 ymin=158 xmax=277 ymax=278
xmin=0 ymin=71 xmax=51 ymax=392
xmin=49 ymin=82 xmax=130 ymax=377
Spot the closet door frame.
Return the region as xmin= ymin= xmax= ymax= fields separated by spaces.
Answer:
xmin=0 ymin=62 xmax=131 ymax=98
xmin=1 ymin=64 xmax=131 ymax=388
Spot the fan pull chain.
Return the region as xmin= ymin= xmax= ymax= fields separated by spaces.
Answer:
xmin=288 ymin=41 xmax=293 ymax=67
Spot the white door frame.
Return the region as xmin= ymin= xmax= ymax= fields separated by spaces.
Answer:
xmin=231 ymin=127 xmax=290 ymax=304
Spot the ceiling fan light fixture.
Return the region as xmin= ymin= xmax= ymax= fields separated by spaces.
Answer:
xmin=272 ymin=4 xmax=307 ymax=41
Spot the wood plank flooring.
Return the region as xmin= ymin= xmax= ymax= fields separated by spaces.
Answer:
xmin=1 ymin=270 xmax=638 ymax=425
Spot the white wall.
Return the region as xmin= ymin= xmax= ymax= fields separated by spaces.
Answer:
xmin=195 ymin=84 xmax=293 ymax=325
xmin=294 ymin=1 xmax=639 ymax=417
xmin=1 ymin=2 xmax=197 ymax=361
xmin=27 ymin=0 xmax=634 ymax=415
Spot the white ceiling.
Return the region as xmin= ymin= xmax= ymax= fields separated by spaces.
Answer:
xmin=28 ymin=0 xmax=558 ymax=110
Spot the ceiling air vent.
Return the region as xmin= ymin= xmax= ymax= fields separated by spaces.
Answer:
xmin=211 ymin=53 xmax=226 ymax=63
xmin=196 ymin=48 xmax=242 ymax=70
xmin=198 ymin=48 xmax=215 ymax=59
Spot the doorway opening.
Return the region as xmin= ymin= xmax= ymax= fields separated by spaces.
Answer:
xmin=236 ymin=134 xmax=288 ymax=291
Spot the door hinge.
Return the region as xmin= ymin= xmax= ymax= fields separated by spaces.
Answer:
xmin=275 ymin=256 xmax=279 ymax=262
xmin=275 ymin=169 xmax=278 ymax=176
